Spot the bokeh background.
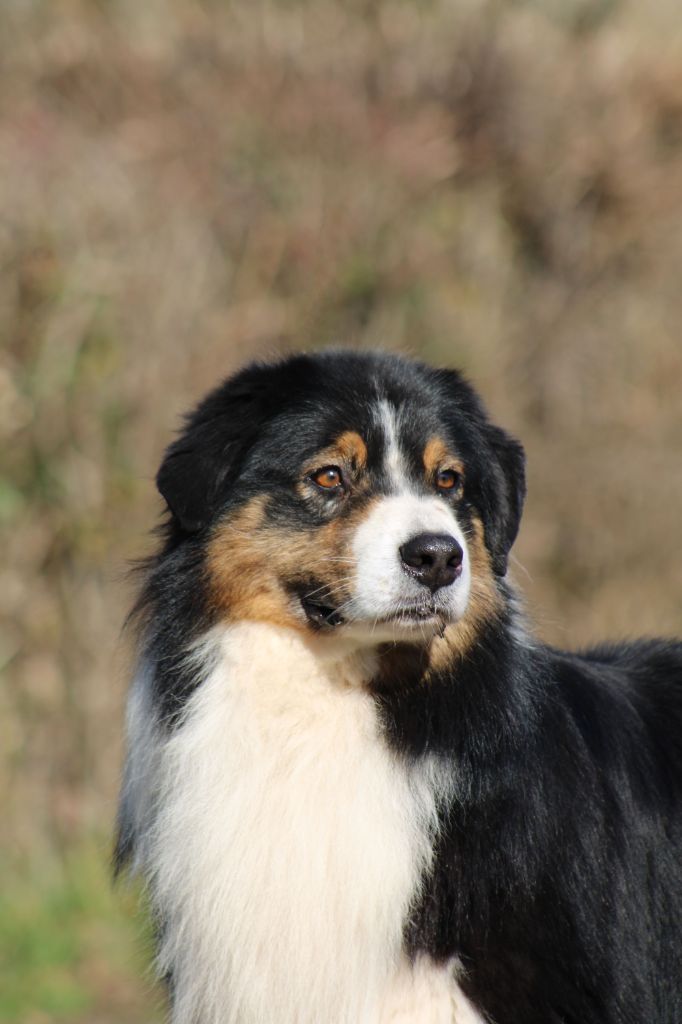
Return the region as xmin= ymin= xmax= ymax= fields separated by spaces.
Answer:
xmin=1 ymin=0 xmax=681 ymax=1019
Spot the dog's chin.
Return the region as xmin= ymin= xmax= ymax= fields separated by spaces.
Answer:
xmin=348 ymin=610 xmax=453 ymax=645
xmin=307 ymin=603 xmax=462 ymax=647
xmin=297 ymin=585 xmax=468 ymax=647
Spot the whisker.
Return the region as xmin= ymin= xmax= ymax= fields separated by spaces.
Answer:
xmin=302 ymin=576 xmax=356 ymax=601
xmin=330 ymin=596 xmax=359 ymax=622
xmin=509 ymin=553 xmax=533 ymax=582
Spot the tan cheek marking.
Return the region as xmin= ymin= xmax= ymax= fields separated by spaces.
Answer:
xmin=428 ymin=514 xmax=502 ymax=671
xmin=206 ymin=496 xmax=305 ymax=632
xmin=302 ymin=495 xmax=384 ymax=601
xmin=206 ymin=494 xmax=381 ymax=631
xmin=278 ymin=496 xmax=384 ymax=606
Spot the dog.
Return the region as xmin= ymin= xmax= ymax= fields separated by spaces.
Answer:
xmin=116 ymin=350 xmax=682 ymax=1024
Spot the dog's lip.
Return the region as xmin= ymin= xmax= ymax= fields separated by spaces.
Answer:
xmin=300 ymin=595 xmax=345 ymax=628
xmin=376 ymin=606 xmax=445 ymax=625
xmin=299 ymin=593 xmax=451 ymax=631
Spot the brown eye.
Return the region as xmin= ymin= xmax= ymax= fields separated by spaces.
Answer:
xmin=311 ymin=466 xmax=344 ymax=490
xmin=437 ymin=469 xmax=462 ymax=493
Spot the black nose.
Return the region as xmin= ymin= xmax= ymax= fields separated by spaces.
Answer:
xmin=399 ymin=532 xmax=463 ymax=592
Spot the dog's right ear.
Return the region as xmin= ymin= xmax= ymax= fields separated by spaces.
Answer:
xmin=156 ymin=367 xmax=276 ymax=533
xmin=156 ymin=439 xmax=229 ymax=534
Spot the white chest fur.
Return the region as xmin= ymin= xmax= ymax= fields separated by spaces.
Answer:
xmin=135 ymin=623 xmax=481 ymax=1024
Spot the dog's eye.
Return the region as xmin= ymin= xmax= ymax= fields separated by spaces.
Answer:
xmin=311 ymin=466 xmax=344 ymax=491
xmin=436 ymin=469 xmax=462 ymax=493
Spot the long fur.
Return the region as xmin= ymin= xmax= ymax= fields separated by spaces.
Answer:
xmin=117 ymin=351 xmax=682 ymax=1024
xmin=122 ymin=624 xmax=467 ymax=1023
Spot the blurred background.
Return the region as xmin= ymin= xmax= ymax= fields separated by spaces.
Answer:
xmin=1 ymin=0 xmax=681 ymax=1019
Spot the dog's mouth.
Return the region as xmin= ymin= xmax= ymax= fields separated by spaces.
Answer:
xmin=300 ymin=596 xmax=345 ymax=629
xmin=299 ymin=592 xmax=449 ymax=633
xmin=377 ymin=606 xmax=442 ymax=624
xmin=374 ymin=605 xmax=452 ymax=639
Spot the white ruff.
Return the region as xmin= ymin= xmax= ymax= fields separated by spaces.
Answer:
xmin=129 ymin=623 xmax=467 ymax=1024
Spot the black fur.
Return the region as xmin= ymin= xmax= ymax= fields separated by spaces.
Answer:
xmin=131 ymin=351 xmax=525 ymax=727
xmin=120 ymin=350 xmax=682 ymax=1021
xmin=382 ymin=627 xmax=682 ymax=1022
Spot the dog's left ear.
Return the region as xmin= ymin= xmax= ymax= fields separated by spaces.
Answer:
xmin=479 ymin=424 xmax=526 ymax=577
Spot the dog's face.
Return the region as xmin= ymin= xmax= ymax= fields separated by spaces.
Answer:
xmin=157 ymin=352 xmax=525 ymax=649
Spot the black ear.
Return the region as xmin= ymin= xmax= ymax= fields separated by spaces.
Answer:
xmin=156 ymin=367 xmax=277 ymax=533
xmin=156 ymin=441 xmax=232 ymax=534
xmin=435 ymin=367 xmax=526 ymax=578
xmin=480 ymin=424 xmax=526 ymax=577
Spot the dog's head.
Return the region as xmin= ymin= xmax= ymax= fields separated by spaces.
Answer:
xmin=156 ymin=352 xmax=525 ymax=649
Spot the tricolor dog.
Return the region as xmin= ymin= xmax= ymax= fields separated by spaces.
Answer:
xmin=116 ymin=351 xmax=682 ymax=1023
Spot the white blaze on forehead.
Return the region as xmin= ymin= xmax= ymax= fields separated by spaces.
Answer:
xmin=375 ymin=399 xmax=410 ymax=493
xmin=351 ymin=493 xmax=472 ymax=626
xmin=346 ymin=400 xmax=473 ymax=636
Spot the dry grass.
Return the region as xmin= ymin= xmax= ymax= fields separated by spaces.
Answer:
xmin=1 ymin=0 xmax=681 ymax=1018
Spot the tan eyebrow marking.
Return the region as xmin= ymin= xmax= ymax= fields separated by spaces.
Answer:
xmin=422 ymin=437 xmax=463 ymax=477
xmin=333 ymin=431 xmax=368 ymax=470
xmin=304 ymin=431 xmax=368 ymax=475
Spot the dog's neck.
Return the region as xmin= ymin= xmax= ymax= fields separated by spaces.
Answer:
xmin=143 ymin=622 xmax=458 ymax=1024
